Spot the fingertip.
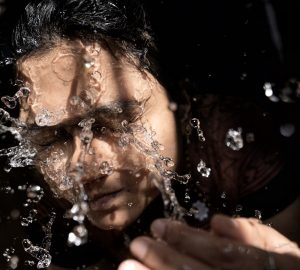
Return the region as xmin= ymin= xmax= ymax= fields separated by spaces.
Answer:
xmin=118 ymin=259 xmax=150 ymax=270
xmin=151 ymin=219 xmax=167 ymax=239
xmin=211 ymin=214 xmax=238 ymax=236
xmin=130 ymin=237 xmax=151 ymax=260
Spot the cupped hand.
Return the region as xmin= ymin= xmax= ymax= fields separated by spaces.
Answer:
xmin=211 ymin=214 xmax=300 ymax=257
xmin=118 ymin=217 xmax=278 ymax=270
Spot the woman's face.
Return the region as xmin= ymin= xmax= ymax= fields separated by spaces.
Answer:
xmin=18 ymin=40 xmax=178 ymax=230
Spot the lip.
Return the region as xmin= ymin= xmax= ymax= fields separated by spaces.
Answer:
xmin=89 ymin=188 xmax=124 ymax=211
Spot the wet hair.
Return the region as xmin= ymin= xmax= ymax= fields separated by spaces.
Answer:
xmin=12 ymin=0 xmax=156 ymax=70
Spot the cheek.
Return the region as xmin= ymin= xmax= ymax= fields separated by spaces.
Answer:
xmin=37 ymin=146 xmax=72 ymax=192
xmin=90 ymin=138 xmax=149 ymax=172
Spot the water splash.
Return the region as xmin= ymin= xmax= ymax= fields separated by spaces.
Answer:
xmin=21 ymin=209 xmax=38 ymax=226
xmin=35 ymin=109 xmax=64 ymax=126
xmin=190 ymin=201 xmax=209 ymax=221
xmin=1 ymin=87 xmax=31 ymax=109
xmin=225 ymin=127 xmax=244 ymax=151
xmin=190 ymin=118 xmax=205 ymax=142
xmin=197 ymin=160 xmax=211 ymax=178
xmin=280 ymin=123 xmax=295 ymax=137
xmin=22 ymin=239 xmax=52 ymax=269
xmin=42 ymin=212 xmax=56 ymax=251
xmin=0 ymin=141 xmax=37 ymax=170
xmin=3 ymin=247 xmax=15 ymax=262
xmin=67 ymin=224 xmax=88 ymax=246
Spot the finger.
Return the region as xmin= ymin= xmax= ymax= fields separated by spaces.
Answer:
xmin=150 ymin=218 xmax=264 ymax=267
xmin=118 ymin=259 xmax=151 ymax=270
xmin=211 ymin=214 xmax=263 ymax=245
xmin=130 ymin=236 xmax=212 ymax=270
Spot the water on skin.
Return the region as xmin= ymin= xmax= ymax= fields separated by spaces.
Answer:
xmin=0 ymin=46 xmax=211 ymax=268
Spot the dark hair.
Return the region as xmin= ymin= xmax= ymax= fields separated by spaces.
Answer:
xmin=12 ymin=0 xmax=155 ymax=70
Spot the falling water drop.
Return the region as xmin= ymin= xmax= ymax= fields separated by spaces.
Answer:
xmin=22 ymin=239 xmax=52 ymax=269
xmin=280 ymin=123 xmax=295 ymax=137
xmin=197 ymin=160 xmax=211 ymax=178
xmin=1 ymin=96 xmax=17 ymax=109
xmin=67 ymin=224 xmax=88 ymax=246
xmin=190 ymin=118 xmax=205 ymax=142
xmin=225 ymin=128 xmax=244 ymax=151
xmin=190 ymin=201 xmax=209 ymax=221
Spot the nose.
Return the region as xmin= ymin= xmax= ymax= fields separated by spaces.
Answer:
xmin=66 ymin=129 xmax=116 ymax=182
xmin=67 ymin=129 xmax=90 ymax=174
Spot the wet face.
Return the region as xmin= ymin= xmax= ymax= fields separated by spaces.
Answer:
xmin=18 ymin=40 xmax=178 ymax=230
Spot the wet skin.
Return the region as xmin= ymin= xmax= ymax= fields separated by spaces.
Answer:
xmin=18 ymin=40 xmax=178 ymax=230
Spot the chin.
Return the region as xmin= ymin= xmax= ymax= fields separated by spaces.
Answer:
xmin=86 ymin=206 xmax=144 ymax=231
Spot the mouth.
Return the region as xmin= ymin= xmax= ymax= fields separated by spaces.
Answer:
xmin=88 ymin=188 xmax=124 ymax=211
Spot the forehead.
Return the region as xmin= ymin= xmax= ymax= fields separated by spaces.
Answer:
xmin=18 ymin=41 xmax=152 ymax=126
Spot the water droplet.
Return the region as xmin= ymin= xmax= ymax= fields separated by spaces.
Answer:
xmin=254 ymin=210 xmax=262 ymax=220
xmin=1 ymin=186 xmax=15 ymax=194
xmin=184 ymin=192 xmax=191 ymax=203
xmin=235 ymin=204 xmax=243 ymax=212
xmin=24 ymin=260 xmax=35 ymax=266
xmin=127 ymin=202 xmax=134 ymax=207
xmin=67 ymin=225 xmax=88 ymax=246
xmin=190 ymin=118 xmax=200 ymax=129
xmin=84 ymin=60 xmax=95 ymax=69
xmin=162 ymin=157 xmax=175 ymax=168
xmin=99 ymin=161 xmax=113 ymax=175
xmin=225 ymin=127 xmax=244 ymax=151
xmin=3 ymin=247 xmax=15 ymax=262
xmin=197 ymin=160 xmax=211 ymax=178
xmin=26 ymin=185 xmax=44 ymax=203
xmin=0 ymin=108 xmax=11 ymax=123
xmin=21 ymin=209 xmax=38 ymax=226
xmin=190 ymin=201 xmax=209 ymax=221
xmin=22 ymin=239 xmax=52 ymax=269
xmin=280 ymin=123 xmax=295 ymax=137
xmin=9 ymin=255 xmax=19 ymax=269
xmin=1 ymin=96 xmax=17 ymax=109
xmin=118 ymin=134 xmax=131 ymax=148
xmin=190 ymin=118 xmax=205 ymax=142
xmin=15 ymin=87 xmax=31 ymax=98
xmin=35 ymin=109 xmax=61 ymax=126
xmin=264 ymin=82 xmax=273 ymax=97
xmin=263 ymin=82 xmax=280 ymax=102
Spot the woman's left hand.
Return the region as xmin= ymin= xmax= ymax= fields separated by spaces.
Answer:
xmin=118 ymin=217 xmax=286 ymax=270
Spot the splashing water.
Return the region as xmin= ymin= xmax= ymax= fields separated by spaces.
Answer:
xmin=21 ymin=209 xmax=38 ymax=226
xmin=0 ymin=142 xmax=37 ymax=170
xmin=197 ymin=160 xmax=211 ymax=178
xmin=280 ymin=123 xmax=295 ymax=137
xmin=190 ymin=118 xmax=205 ymax=142
xmin=35 ymin=109 xmax=65 ymax=126
xmin=22 ymin=239 xmax=52 ymax=269
xmin=3 ymin=247 xmax=15 ymax=262
xmin=26 ymin=185 xmax=44 ymax=203
xmin=1 ymin=87 xmax=31 ymax=109
xmin=190 ymin=201 xmax=209 ymax=221
xmin=225 ymin=127 xmax=244 ymax=151
xmin=67 ymin=224 xmax=88 ymax=246
xmin=42 ymin=212 xmax=56 ymax=251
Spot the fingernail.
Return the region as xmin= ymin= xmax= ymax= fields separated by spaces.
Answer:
xmin=151 ymin=219 xmax=166 ymax=239
xmin=130 ymin=238 xmax=149 ymax=259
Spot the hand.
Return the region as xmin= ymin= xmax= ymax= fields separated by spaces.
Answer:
xmin=118 ymin=217 xmax=294 ymax=270
xmin=211 ymin=214 xmax=300 ymax=256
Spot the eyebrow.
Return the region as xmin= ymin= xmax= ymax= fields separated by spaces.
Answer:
xmin=26 ymin=99 xmax=144 ymax=131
